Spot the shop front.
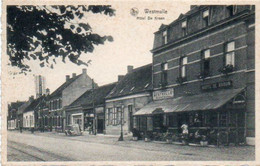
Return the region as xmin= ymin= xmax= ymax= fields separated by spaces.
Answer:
xmin=133 ymin=88 xmax=246 ymax=145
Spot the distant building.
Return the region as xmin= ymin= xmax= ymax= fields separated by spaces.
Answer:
xmin=35 ymin=75 xmax=46 ymax=98
xmin=46 ymin=69 xmax=97 ymax=131
xmin=7 ymin=101 xmax=25 ymax=130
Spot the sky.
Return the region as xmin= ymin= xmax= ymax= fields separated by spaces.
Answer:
xmin=5 ymin=2 xmax=190 ymax=102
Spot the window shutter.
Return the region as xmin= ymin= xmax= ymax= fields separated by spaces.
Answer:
xmin=106 ymin=109 xmax=109 ymax=126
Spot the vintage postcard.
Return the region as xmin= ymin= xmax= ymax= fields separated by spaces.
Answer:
xmin=1 ymin=0 xmax=259 ymax=165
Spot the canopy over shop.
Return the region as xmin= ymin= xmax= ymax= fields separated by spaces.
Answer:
xmin=133 ymin=88 xmax=246 ymax=145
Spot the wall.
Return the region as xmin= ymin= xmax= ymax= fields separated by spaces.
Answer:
xmin=105 ymin=94 xmax=152 ymax=135
xmin=152 ymin=8 xmax=255 ymax=140
xmin=23 ymin=111 xmax=34 ymax=128
xmin=62 ymin=74 xmax=93 ymax=107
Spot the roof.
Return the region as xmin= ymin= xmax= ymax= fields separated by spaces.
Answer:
xmin=9 ymin=101 xmax=25 ymax=110
xmin=24 ymin=96 xmax=45 ymax=113
xmin=67 ymin=82 xmax=117 ymax=109
xmin=17 ymin=100 xmax=32 ymax=115
xmin=106 ymin=64 xmax=152 ymax=99
xmin=134 ymin=88 xmax=244 ymax=116
xmin=49 ymin=74 xmax=81 ymax=99
xmin=156 ymin=5 xmax=207 ymax=33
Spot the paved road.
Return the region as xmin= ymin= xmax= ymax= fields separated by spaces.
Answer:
xmin=7 ymin=131 xmax=255 ymax=161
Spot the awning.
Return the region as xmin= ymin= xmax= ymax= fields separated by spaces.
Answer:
xmin=134 ymin=88 xmax=245 ymax=116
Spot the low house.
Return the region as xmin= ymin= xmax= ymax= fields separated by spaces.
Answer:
xmin=65 ymin=82 xmax=117 ymax=134
xmin=105 ymin=64 xmax=153 ymax=135
xmin=17 ymin=96 xmax=34 ymax=129
xmin=7 ymin=101 xmax=25 ymax=130
xmin=23 ymin=96 xmax=45 ymax=129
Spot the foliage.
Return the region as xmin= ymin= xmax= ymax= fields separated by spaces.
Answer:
xmin=7 ymin=5 xmax=115 ymax=74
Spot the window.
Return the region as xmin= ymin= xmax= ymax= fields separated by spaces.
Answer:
xmin=161 ymin=62 xmax=168 ymax=87
xmin=225 ymin=41 xmax=235 ymax=66
xmin=162 ymin=30 xmax=167 ymax=44
xmin=107 ymin=108 xmax=113 ymax=125
xmin=181 ymin=20 xmax=187 ymax=36
xmin=201 ymin=49 xmax=211 ymax=76
xmin=116 ymin=107 xmax=123 ymax=125
xmin=180 ymin=57 xmax=187 ymax=78
xmin=203 ymin=9 xmax=209 ymax=26
xmin=112 ymin=108 xmax=117 ymax=125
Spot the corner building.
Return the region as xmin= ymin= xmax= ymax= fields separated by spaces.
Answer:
xmin=134 ymin=5 xmax=255 ymax=145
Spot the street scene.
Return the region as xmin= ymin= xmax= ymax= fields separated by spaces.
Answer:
xmin=7 ymin=131 xmax=254 ymax=161
xmin=4 ymin=3 xmax=255 ymax=164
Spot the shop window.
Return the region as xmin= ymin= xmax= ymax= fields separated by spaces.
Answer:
xmin=181 ymin=20 xmax=187 ymax=36
xmin=180 ymin=56 xmax=187 ymax=78
xmin=162 ymin=30 xmax=167 ymax=44
xmin=203 ymin=9 xmax=209 ymax=27
xmin=201 ymin=49 xmax=211 ymax=77
xmin=225 ymin=41 xmax=235 ymax=66
xmin=219 ymin=112 xmax=227 ymax=127
xmin=167 ymin=114 xmax=175 ymax=127
xmin=153 ymin=114 xmax=164 ymax=129
xmin=161 ymin=62 xmax=168 ymax=87
xmin=140 ymin=117 xmax=147 ymax=131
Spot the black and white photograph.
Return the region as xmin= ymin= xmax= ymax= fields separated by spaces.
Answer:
xmin=1 ymin=1 xmax=258 ymax=165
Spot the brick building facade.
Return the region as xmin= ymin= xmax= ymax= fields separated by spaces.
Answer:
xmin=134 ymin=5 xmax=255 ymax=145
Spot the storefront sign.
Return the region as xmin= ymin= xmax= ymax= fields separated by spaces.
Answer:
xmin=201 ymin=81 xmax=232 ymax=91
xmin=153 ymin=88 xmax=174 ymax=100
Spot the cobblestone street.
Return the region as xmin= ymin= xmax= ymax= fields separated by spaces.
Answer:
xmin=7 ymin=130 xmax=255 ymax=161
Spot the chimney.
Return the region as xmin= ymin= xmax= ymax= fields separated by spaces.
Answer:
xmin=72 ymin=73 xmax=76 ymax=78
xmin=29 ymin=96 xmax=34 ymax=102
xmin=66 ymin=75 xmax=70 ymax=81
xmin=82 ymin=68 xmax=87 ymax=74
xmin=127 ymin=65 xmax=134 ymax=73
xmin=118 ymin=75 xmax=124 ymax=82
xmin=46 ymin=88 xmax=50 ymax=95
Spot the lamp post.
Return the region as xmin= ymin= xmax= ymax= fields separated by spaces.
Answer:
xmin=118 ymin=105 xmax=124 ymax=141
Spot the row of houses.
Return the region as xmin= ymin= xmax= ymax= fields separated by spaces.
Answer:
xmin=8 ymin=5 xmax=255 ymax=145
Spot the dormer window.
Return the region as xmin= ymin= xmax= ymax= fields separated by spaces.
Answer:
xmin=162 ymin=30 xmax=167 ymax=44
xmin=182 ymin=20 xmax=187 ymax=36
xmin=227 ymin=5 xmax=237 ymax=16
xmin=203 ymin=9 xmax=209 ymax=27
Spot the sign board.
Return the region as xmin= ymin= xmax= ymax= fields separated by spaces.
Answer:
xmin=201 ymin=80 xmax=232 ymax=91
xmin=153 ymin=88 xmax=174 ymax=100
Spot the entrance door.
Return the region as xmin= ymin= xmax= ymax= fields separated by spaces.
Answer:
xmin=97 ymin=119 xmax=104 ymax=133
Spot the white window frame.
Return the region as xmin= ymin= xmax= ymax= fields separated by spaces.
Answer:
xmin=181 ymin=57 xmax=187 ymax=78
xmin=225 ymin=41 xmax=235 ymax=66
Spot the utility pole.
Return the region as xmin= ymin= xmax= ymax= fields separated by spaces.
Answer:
xmin=92 ymin=79 xmax=96 ymax=135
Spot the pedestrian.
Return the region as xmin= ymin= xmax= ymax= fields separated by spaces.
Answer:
xmin=19 ymin=126 xmax=23 ymax=133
